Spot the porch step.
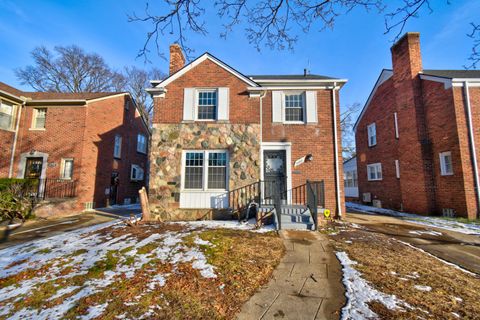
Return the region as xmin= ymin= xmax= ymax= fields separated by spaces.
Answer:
xmin=279 ymin=205 xmax=314 ymax=230
xmin=281 ymin=221 xmax=315 ymax=230
xmin=280 ymin=212 xmax=312 ymax=224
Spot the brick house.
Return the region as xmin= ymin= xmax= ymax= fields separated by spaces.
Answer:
xmin=0 ymin=81 xmax=150 ymax=216
xmin=354 ymin=32 xmax=480 ymax=219
xmin=147 ymin=44 xmax=346 ymax=229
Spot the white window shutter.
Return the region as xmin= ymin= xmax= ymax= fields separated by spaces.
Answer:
xmin=183 ymin=88 xmax=195 ymax=121
xmin=272 ymin=91 xmax=283 ymax=123
xmin=305 ymin=91 xmax=318 ymax=123
xmin=217 ymin=87 xmax=229 ymax=121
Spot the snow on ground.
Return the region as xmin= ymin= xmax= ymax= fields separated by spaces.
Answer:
xmin=347 ymin=202 xmax=480 ymax=235
xmin=336 ymin=251 xmax=412 ymax=319
xmin=0 ymin=218 xmax=271 ymax=319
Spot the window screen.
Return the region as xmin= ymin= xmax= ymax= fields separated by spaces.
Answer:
xmin=208 ymin=152 xmax=227 ymax=189
xmin=285 ymin=93 xmax=304 ymax=122
xmin=197 ymin=90 xmax=217 ymax=120
xmin=185 ymin=152 xmax=204 ymax=189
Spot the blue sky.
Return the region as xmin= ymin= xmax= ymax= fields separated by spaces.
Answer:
xmin=0 ymin=0 xmax=479 ymax=110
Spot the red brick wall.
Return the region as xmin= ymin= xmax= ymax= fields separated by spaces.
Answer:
xmin=0 ymin=130 xmax=15 ymax=177
xmin=262 ymin=90 xmax=345 ymax=216
xmin=79 ymin=95 xmax=149 ymax=208
xmin=356 ymin=77 xmax=403 ymax=210
xmin=154 ymin=59 xmax=260 ymax=125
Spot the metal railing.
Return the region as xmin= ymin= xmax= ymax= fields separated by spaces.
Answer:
xmin=25 ymin=179 xmax=77 ymax=200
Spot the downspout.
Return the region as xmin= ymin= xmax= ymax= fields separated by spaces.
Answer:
xmin=332 ymin=82 xmax=343 ymax=219
xmin=463 ymin=81 xmax=480 ymax=219
xmin=9 ymin=101 xmax=24 ymax=178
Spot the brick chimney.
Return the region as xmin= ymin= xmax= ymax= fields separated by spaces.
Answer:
xmin=391 ymin=32 xmax=423 ymax=80
xmin=169 ymin=44 xmax=185 ymax=75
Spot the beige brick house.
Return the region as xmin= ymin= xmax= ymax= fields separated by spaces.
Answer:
xmin=147 ymin=45 xmax=347 ymax=229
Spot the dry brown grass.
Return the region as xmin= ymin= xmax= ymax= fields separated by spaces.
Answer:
xmin=330 ymin=225 xmax=480 ymax=319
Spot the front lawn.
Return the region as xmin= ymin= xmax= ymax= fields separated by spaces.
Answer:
xmin=328 ymin=222 xmax=480 ymax=319
xmin=0 ymin=220 xmax=284 ymax=319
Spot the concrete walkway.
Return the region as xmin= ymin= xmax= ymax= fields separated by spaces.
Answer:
xmin=238 ymin=230 xmax=345 ymax=320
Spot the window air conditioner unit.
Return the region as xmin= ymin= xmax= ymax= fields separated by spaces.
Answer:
xmin=362 ymin=193 xmax=371 ymax=203
xmin=372 ymin=199 xmax=382 ymax=208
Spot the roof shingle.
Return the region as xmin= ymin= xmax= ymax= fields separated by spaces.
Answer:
xmin=421 ymin=69 xmax=480 ymax=79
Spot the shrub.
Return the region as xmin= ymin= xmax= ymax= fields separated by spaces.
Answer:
xmin=0 ymin=179 xmax=36 ymax=223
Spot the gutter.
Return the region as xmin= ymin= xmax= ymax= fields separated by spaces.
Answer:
xmin=332 ymin=82 xmax=343 ymax=219
xmin=9 ymin=101 xmax=25 ymax=178
xmin=463 ymin=81 xmax=480 ymax=219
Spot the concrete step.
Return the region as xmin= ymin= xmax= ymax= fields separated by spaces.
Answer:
xmin=280 ymin=213 xmax=312 ymax=223
xmin=281 ymin=221 xmax=315 ymax=231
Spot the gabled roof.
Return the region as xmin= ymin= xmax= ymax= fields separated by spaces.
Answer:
xmin=0 ymin=81 xmax=25 ymax=97
xmin=421 ymin=69 xmax=480 ymax=79
xmin=353 ymin=69 xmax=393 ymax=133
xmin=150 ymin=53 xmax=259 ymax=90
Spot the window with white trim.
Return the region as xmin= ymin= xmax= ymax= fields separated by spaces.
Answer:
xmin=114 ymin=135 xmax=122 ymax=159
xmin=0 ymin=100 xmax=15 ymax=130
xmin=197 ymin=90 xmax=217 ymax=120
xmin=184 ymin=150 xmax=228 ymax=190
xmin=32 ymin=108 xmax=47 ymax=129
xmin=60 ymin=158 xmax=74 ymax=180
xmin=367 ymin=123 xmax=376 ymax=146
xmin=439 ymin=151 xmax=453 ymax=176
xmin=284 ymin=92 xmax=305 ymax=122
xmin=131 ymin=164 xmax=144 ymax=181
xmin=395 ymin=159 xmax=400 ymax=179
xmin=394 ymin=112 xmax=399 ymax=139
xmin=367 ymin=163 xmax=382 ymax=181
xmin=137 ymin=134 xmax=147 ymax=154
xmin=344 ymin=170 xmax=358 ymax=188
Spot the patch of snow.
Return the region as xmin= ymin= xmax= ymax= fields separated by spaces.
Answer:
xmin=408 ymin=230 xmax=442 ymax=236
xmin=79 ymin=302 xmax=109 ymax=320
xmin=397 ymin=240 xmax=478 ymax=276
xmin=336 ymin=251 xmax=412 ymax=320
xmin=173 ymin=218 xmax=275 ymax=233
xmin=194 ymin=236 xmax=213 ymax=246
xmin=454 ymin=297 xmax=463 ymax=302
xmin=344 ymin=240 xmax=353 ymax=244
xmin=452 ymin=312 xmax=461 ymax=318
xmin=347 ymin=202 xmax=480 ymax=235
xmin=147 ymin=274 xmax=166 ymax=290
xmin=414 ymin=285 xmax=432 ymax=292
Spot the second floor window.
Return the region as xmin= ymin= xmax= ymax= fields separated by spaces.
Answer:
xmin=367 ymin=123 xmax=377 ymax=147
xmin=284 ymin=92 xmax=305 ymax=122
xmin=0 ymin=101 xmax=14 ymax=130
xmin=114 ymin=135 xmax=122 ymax=159
xmin=32 ymin=108 xmax=47 ymax=129
xmin=197 ymin=90 xmax=217 ymax=120
xmin=137 ymin=134 xmax=147 ymax=154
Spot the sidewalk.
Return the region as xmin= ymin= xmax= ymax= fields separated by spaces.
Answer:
xmin=237 ymin=230 xmax=345 ymax=320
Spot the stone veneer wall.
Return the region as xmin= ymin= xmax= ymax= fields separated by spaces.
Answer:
xmin=149 ymin=123 xmax=261 ymax=220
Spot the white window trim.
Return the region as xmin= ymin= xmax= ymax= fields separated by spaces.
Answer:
xmin=59 ymin=158 xmax=74 ymax=180
xmin=30 ymin=108 xmax=47 ymax=131
xmin=439 ymin=151 xmax=453 ymax=176
xmin=283 ymin=91 xmax=306 ymax=124
xmin=367 ymin=123 xmax=377 ymax=147
xmin=181 ymin=150 xmax=229 ymax=192
xmin=0 ymin=100 xmax=16 ymax=131
xmin=367 ymin=163 xmax=382 ymax=181
xmin=395 ymin=159 xmax=400 ymax=179
xmin=131 ymin=164 xmax=144 ymax=181
xmin=394 ymin=112 xmax=399 ymax=139
xmin=195 ymin=88 xmax=218 ymax=121
xmin=114 ymin=135 xmax=122 ymax=159
xmin=137 ymin=134 xmax=147 ymax=154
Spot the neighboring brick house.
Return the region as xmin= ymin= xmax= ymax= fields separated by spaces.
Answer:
xmin=0 ymin=82 xmax=149 ymax=215
xmin=147 ymin=44 xmax=346 ymax=227
xmin=354 ymin=32 xmax=480 ymax=219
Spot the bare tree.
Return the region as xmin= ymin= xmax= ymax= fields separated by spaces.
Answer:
xmin=465 ymin=23 xmax=480 ymax=69
xmin=341 ymin=102 xmax=361 ymax=160
xmin=130 ymin=0 xmax=478 ymax=65
xmin=123 ymin=66 xmax=167 ymax=118
xmin=16 ymin=45 xmax=126 ymax=92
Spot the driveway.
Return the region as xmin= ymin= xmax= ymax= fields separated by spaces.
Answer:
xmin=0 ymin=205 xmax=141 ymax=250
xmin=346 ymin=211 xmax=480 ymax=274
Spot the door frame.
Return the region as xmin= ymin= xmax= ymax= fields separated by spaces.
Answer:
xmin=260 ymin=142 xmax=292 ymax=203
xmin=17 ymin=151 xmax=48 ymax=180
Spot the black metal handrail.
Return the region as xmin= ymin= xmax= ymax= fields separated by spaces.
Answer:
xmin=24 ymin=178 xmax=77 ymax=200
xmin=306 ymin=180 xmax=318 ymax=230
xmin=228 ymin=181 xmax=261 ymax=220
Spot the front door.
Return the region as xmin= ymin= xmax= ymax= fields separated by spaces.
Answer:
xmin=24 ymin=157 xmax=43 ymax=179
xmin=109 ymin=172 xmax=119 ymax=205
xmin=264 ymin=150 xmax=287 ymax=202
